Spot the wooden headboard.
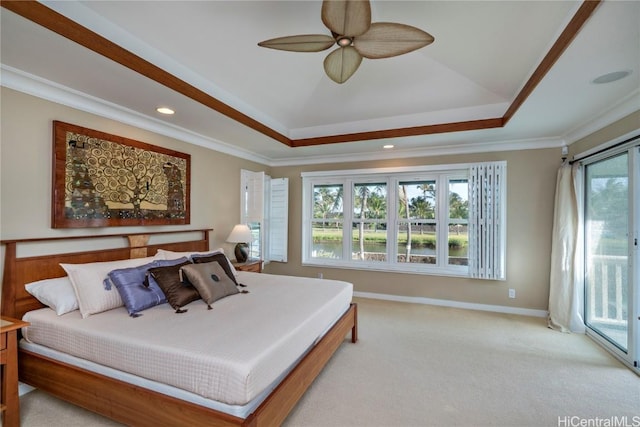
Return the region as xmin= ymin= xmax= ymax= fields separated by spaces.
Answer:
xmin=1 ymin=229 xmax=211 ymax=319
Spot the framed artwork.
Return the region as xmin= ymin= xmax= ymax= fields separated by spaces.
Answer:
xmin=52 ymin=121 xmax=190 ymax=228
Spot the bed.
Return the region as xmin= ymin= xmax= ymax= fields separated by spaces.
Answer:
xmin=1 ymin=229 xmax=358 ymax=426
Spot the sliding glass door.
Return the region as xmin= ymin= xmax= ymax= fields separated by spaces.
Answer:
xmin=583 ymin=144 xmax=638 ymax=372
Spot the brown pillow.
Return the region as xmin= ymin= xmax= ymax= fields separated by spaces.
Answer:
xmin=191 ymin=253 xmax=238 ymax=285
xmin=180 ymin=262 xmax=239 ymax=309
xmin=147 ymin=260 xmax=199 ymax=313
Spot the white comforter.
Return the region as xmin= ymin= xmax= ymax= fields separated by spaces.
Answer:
xmin=22 ymin=272 xmax=352 ymax=406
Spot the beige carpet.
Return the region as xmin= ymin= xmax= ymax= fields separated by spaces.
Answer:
xmin=18 ymin=298 xmax=640 ymax=426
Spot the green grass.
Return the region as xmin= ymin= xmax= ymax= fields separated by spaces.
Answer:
xmin=312 ymin=228 xmax=468 ymax=248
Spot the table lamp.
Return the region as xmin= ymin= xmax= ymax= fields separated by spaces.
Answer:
xmin=227 ymin=224 xmax=252 ymax=262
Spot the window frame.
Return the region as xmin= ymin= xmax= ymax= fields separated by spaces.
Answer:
xmin=302 ymin=164 xmax=473 ymax=277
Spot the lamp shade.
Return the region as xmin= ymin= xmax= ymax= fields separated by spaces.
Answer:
xmin=226 ymin=224 xmax=252 ymax=243
xmin=227 ymin=224 xmax=253 ymax=262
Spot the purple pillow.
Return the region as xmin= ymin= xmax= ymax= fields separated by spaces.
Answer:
xmin=108 ymin=257 xmax=189 ymax=317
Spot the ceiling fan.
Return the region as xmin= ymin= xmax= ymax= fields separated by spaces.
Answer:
xmin=258 ymin=0 xmax=434 ymax=84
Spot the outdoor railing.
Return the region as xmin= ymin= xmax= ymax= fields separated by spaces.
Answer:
xmin=588 ymin=254 xmax=627 ymax=325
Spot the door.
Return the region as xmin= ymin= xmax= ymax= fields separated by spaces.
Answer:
xmin=584 ymin=147 xmax=638 ymax=372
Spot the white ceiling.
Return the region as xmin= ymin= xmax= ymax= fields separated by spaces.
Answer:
xmin=1 ymin=1 xmax=639 ymax=166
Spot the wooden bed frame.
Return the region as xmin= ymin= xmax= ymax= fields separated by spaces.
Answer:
xmin=1 ymin=229 xmax=358 ymax=427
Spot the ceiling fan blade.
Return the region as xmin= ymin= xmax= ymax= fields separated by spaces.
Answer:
xmin=323 ymin=46 xmax=363 ymax=84
xmin=321 ymin=0 xmax=371 ymax=37
xmin=354 ymin=22 xmax=435 ymax=59
xmin=258 ymin=34 xmax=335 ymax=52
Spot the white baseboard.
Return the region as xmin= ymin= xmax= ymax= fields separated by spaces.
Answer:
xmin=19 ymin=382 xmax=35 ymax=396
xmin=354 ymin=291 xmax=549 ymax=318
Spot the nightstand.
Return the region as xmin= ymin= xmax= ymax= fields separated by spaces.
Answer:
xmin=232 ymin=259 xmax=262 ymax=273
xmin=1 ymin=316 xmax=29 ymax=427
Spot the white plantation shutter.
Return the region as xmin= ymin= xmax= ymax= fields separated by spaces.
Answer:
xmin=241 ymin=170 xmax=264 ymax=224
xmin=240 ymin=170 xmax=288 ymax=263
xmin=268 ymin=178 xmax=288 ymax=262
xmin=468 ymin=162 xmax=507 ymax=280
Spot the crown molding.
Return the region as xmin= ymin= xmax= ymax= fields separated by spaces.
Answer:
xmin=289 ymin=103 xmax=509 ymax=140
xmin=562 ymin=89 xmax=640 ymax=145
xmin=269 ymin=136 xmax=565 ymax=167
xmin=5 ymin=64 xmax=631 ymax=170
xmin=2 ymin=0 xmax=600 ymax=148
xmin=2 ymin=65 xmax=566 ymax=169
xmin=1 ymin=65 xmax=272 ymax=166
xmin=38 ymin=0 xmax=291 ymax=140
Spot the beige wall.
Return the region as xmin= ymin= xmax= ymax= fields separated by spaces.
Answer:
xmin=0 ymin=88 xmax=266 ymax=256
xmin=266 ymin=149 xmax=560 ymax=312
xmin=3 ymin=86 xmax=636 ymax=313
xmin=264 ymin=111 xmax=639 ymax=311
xmin=569 ymin=111 xmax=640 ymax=157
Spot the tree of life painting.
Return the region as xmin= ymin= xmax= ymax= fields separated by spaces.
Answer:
xmin=52 ymin=121 xmax=190 ymax=228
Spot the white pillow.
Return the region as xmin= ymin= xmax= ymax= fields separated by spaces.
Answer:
xmin=154 ymin=248 xmax=224 ymax=260
xmin=25 ymin=277 xmax=79 ymax=315
xmin=61 ymin=257 xmax=155 ymax=318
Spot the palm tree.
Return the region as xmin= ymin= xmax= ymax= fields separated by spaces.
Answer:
xmin=588 ymin=177 xmax=627 ymax=241
xmin=314 ymin=185 xmax=345 ymax=230
xmin=367 ymin=193 xmax=386 ymax=232
xmin=399 ymin=185 xmax=412 ymax=261
xmin=409 ymin=196 xmax=434 ymax=234
xmin=449 ymin=191 xmax=469 ymax=235
xmin=354 ymin=184 xmax=385 ymax=260
xmin=449 ymin=192 xmax=469 ymax=219
xmin=314 ymin=186 xmax=336 ymax=228
xmin=331 ymin=185 xmax=344 ymax=228
xmin=354 ymin=185 xmax=371 ymax=260
xmin=417 ymin=182 xmax=435 ymax=233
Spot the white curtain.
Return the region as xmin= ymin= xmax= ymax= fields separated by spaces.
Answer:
xmin=468 ymin=162 xmax=507 ymax=280
xmin=548 ymin=160 xmax=585 ymax=333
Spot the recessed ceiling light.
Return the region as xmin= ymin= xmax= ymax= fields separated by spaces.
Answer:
xmin=592 ymin=70 xmax=632 ymax=84
xmin=156 ymin=107 xmax=175 ymax=115
xmin=383 ymin=144 xmax=394 ymax=149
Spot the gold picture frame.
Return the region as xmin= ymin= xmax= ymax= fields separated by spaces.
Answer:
xmin=52 ymin=121 xmax=190 ymax=228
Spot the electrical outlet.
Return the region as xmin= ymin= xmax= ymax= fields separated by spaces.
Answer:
xmin=508 ymin=288 xmax=516 ymax=299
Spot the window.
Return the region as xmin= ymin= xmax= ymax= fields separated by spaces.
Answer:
xmin=312 ymin=183 xmax=344 ymax=259
xmin=396 ymin=178 xmax=438 ymax=266
xmin=585 ymin=152 xmax=629 ymax=352
xmin=302 ymin=162 xmax=505 ymax=278
xmin=448 ymin=178 xmax=470 ymax=267
xmin=579 ymin=136 xmax=639 ymax=371
xmin=353 ymin=181 xmax=387 ymax=261
xmin=240 ymin=170 xmax=288 ymax=262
